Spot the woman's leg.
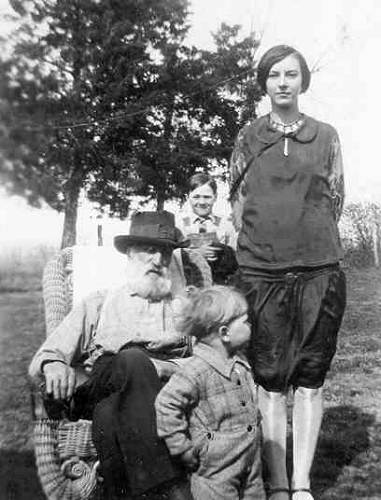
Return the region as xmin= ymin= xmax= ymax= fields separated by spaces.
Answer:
xmin=291 ymin=386 xmax=323 ymax=499
xmin=258 ymin=386 xmax=289 ymax=499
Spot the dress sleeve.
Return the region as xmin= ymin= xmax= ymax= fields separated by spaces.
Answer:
xmin=328 ymin=133 xmax=345 ymax=222
xmin=229 ymin=127 xmax=248 ymax=232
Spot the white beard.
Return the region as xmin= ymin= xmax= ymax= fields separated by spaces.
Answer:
xmin=125 ymin=265 xmax=172 ymax=301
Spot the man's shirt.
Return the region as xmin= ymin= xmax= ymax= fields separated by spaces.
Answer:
xmin=177 ymin=213 xmax=237 ymax=248
xmin=29 ymin=286 xmax=185 ymax=378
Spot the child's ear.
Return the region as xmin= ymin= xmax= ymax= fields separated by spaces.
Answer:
xmin=218 ymin=325 xmax=230 ymax=342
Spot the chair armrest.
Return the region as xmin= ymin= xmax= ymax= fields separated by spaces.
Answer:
xmin=43 ymin=248 xmax=74 ymax=337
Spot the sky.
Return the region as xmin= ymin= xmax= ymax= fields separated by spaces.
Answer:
xmin=1 ymin=0 xmax=381 ymax=246
xmin=188 ymin=0 xmax=381 ymax=202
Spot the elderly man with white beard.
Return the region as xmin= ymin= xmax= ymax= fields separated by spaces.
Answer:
xmin=29 ymin=211 xmax=194 ymax=500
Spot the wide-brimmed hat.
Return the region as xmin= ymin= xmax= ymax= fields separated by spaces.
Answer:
xmin=114 ymin=211 xmax=189 ymax=254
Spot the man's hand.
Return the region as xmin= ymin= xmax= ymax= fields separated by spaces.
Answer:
xmin=43 ymin=361 xmax=76 ymax=400
xmin=146 ymin=334 xmax=182 ymax=351
xmin=198 ymin=244 xmax=222 ymax=262
xmin=123 ymin=336 xmax=150 ymax=348
xmin=180 ymin=448 xmax=199 ymax=471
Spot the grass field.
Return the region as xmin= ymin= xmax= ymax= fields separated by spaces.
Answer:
xmin=0 ymin=267 xmax=380 ymax=499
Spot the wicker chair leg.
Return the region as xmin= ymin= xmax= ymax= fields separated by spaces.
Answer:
xmin=34 ymin=419 xmax=99 ymax=500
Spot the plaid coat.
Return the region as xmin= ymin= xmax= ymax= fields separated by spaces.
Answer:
xmin=155 ymin=342 xmax=260 ymax=457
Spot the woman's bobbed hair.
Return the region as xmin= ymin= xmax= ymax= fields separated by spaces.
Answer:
xmin=257 ymin=44 xmax=311 ymax=94
xmin=177 ymin=285 xmax=248 ymax=340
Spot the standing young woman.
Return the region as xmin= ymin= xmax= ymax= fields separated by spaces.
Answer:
xmin=229 ymin=45 xmax=346 ymax=500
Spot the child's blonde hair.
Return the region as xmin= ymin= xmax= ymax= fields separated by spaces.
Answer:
xmin=178 ymin=285 xmax=248 ymax=340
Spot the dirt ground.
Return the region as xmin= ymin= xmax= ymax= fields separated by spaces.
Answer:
xmin=0 ymin=267 xmax=380 ymax=499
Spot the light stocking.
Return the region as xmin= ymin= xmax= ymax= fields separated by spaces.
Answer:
xmin=258 ymin=386 xmax=289 ymax=497
xmin=291 ymin=386 xmax=323 ymax=499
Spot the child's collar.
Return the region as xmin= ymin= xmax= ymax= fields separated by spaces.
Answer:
xmin=193 ymin=342 xmax=251 ymax=379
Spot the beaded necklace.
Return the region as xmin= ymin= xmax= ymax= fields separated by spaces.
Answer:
xmin=269 ymin=114 xmax=305 ymax=156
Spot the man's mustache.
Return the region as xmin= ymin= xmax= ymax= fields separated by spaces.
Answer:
xmin=145 ymin=266 xmax=165 ymax=276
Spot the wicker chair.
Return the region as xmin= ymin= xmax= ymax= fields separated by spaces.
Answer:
xmin=32 ymin=245 xmax=212 ymax=500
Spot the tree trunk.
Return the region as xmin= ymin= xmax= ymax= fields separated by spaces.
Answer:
xmin=156 ymin=95 xmax=174 ymax=213
xmin=60 ymin=4 xmax=84 ymax=250
xmin=156 ymin=194 xmax=165 ymax=211
xmin=97 ymin=223 xmax=103 ymax=246
xmin=61 ymin=185 xmax=80 ymax=249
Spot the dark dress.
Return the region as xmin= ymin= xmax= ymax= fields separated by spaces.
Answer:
xmin=230 ymin=114 xmax=346 ymax=391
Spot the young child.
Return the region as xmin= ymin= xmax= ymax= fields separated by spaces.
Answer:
xmin=155 ymin=286 xmax=265 ymax=499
